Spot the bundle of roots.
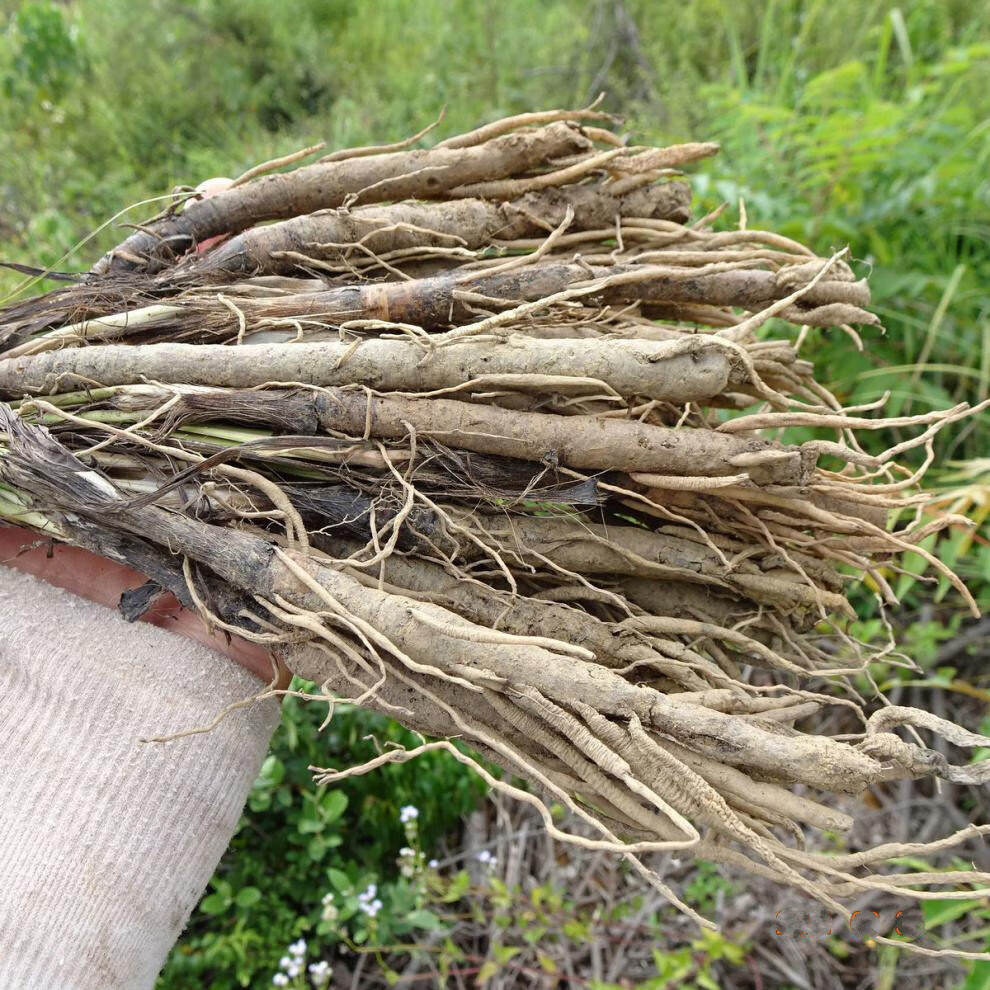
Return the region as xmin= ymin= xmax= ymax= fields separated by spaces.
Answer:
xmin=2 ymin=105 xmax=988 ymax=953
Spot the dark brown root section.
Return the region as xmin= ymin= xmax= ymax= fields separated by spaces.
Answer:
xmin=92 ymin=122 xmax=595 ymax=275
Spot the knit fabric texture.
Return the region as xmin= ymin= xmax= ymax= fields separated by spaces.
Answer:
xmin=0 ymin=567 xmax=280 ymax=989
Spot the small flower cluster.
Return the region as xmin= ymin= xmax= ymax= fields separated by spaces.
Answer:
xmin=40 ymin=99 xmax=67 ymax=125
xmin=307 ymin=960 xmax=332 ymax=988
xmin=320 ymin=891 xmax=338 ymax=924
xmin=356 ymin=882 xmax=383 ymax=919
xmin=397 ymin=845 xmax=426 ymax=879
xmin=272 ymin=938 xmax=307 ymax=985
xmin=272 ymin=939 xmax=333 ymax=989
xmin=475 ymin=849 xmax=498 ymax=870
xmin=397 ymin=805 xmax=429 ymax=879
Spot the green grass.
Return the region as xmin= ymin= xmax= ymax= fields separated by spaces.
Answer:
xmin=3 ymin=3 xmax=990 ymax=986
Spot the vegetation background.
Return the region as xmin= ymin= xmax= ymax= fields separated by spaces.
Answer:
xmin=2 ymin=1 xmax=989 ymax=987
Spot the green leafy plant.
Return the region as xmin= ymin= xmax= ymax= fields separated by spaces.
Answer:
xmin=3 ymin=2 xmax=81 ymax=104
xmin=157 ymin=684 xmax=484 ymax=989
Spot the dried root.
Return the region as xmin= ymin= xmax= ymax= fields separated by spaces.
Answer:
xmin=1 ymin=108 xmax=986 ymax=956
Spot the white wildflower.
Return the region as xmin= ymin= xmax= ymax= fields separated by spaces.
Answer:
xmin=356 ymin=882 xmax=383 ymax=918
xmin=476 ymin=849 xmax=496 ymax=867
xmin=309 ymin=960 xmax=332 ymax=987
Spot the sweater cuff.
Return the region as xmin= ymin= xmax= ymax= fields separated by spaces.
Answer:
xmin=0 ymin=567 xmax=280 ymax=990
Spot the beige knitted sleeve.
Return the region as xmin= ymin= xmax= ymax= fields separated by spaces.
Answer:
xmin=0 ymin=567 xmax=281 ymax=990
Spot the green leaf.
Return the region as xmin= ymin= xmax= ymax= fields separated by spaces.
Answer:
xmin=322 ymin=790 xmax=349 ymax=823
xmin=894 ymin=532 xmax=939 ymax=600
xmin=199 ymin=893 xmax=228 ymax=915
xmin=962 ymin=961 xmax=990 ymax=990
xmin=536 ymin=951 xmax=557 ymax=974
xmin=327 ymin=868 xmax=351 ymax=893
xmin=923 ymin=898 xmax=986 ymax=928
xmin=234 ymin=886 xmax=262 ymax=908
xmin=442 ymin=870 xmax=470 ymax=902
xmin=254 ymin=754 xmax=284 ymax=788
xmin=405 ymin=909 xmax=444 ymax=930
xmin=475 ymin=960 xmax=499 ymax=985
xmin=489 ymin=877 xmax=512 ymax=909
